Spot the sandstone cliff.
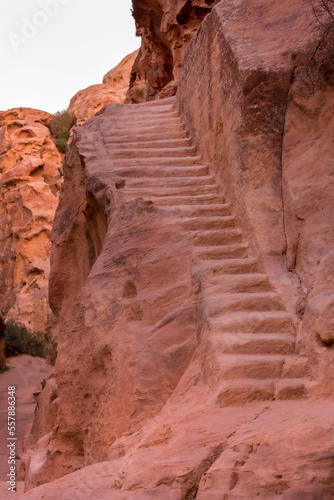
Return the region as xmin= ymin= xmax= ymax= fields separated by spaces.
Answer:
xmin=0 ymin=108 xmax=63 ymax=369
xmin=0 ymin=51 xmax=138 ymax=370
xmin=20 ymin=0 xmax=334 ymax=498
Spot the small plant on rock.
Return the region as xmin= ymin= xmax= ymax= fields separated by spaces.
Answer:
xmin=5 ymin=320 xmax=47 ymax=358
xmin=298 ymin=0 xmax=334 ymax=94
xmin=48 ymin=110 xmax=75 ymax=154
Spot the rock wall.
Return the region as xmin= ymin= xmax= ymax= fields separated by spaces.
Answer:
xmin=19 ymin=1 xmax=334 ymax=498
xmin=0 ymin=108 xmax=63 ymax=360
xmin=0 ymin=51 xmax=137 ymax=369
xmin=22 ymin=103 xmax=199 ymax=488
xmin=176 ymin=0 xmax=334 ymax=387
xmin=127 ymin=0 xmax=221 ymax=102
xmin=283 ymin=85 xmax=334 ymax=391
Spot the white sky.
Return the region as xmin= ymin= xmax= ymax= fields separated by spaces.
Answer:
xmin=0 ymin=0 xmax=139 ymax=113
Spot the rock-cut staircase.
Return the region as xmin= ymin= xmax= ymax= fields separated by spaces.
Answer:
xmin=103 ymin=96 xmax=314 ymax=405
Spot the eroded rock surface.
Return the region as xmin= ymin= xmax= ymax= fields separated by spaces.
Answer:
xmin=18 ymin=0 xmax=334 ymax=497
xmin=21 ymin=97 xmax=329 ymax=498
xmin=127 ymin=0 xmax=221 ymax=102
xmin=0 ymin=108 xmax=62 ymax=355
xmin=176 ymin=0 xmax=334 ymax=391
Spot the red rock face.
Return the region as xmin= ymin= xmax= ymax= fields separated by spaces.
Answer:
xmin=0 ymin=51 xmax=138 ymax=369
xmin=0 ymin=108 xmax=63 ymax=367
xmin=19 ymin=0 xmax=334 ymax=498
xmin=126 ymin=0 xmax=221 ymax=102
xmin=175 ymin=0 xmax=334 ymax=389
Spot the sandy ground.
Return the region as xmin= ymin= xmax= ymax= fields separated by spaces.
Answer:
xmin=0 ymin=355 xmax=53 ymax=498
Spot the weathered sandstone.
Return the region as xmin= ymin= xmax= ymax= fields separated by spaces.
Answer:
xmin=18 ymin=0 xmax=334 ymax=497
xmin=68 ymin=84 xmax=124 ymax=125
xmin=21 ymin=95 xmax=329 ymax=497
xmin=22 ymin=400 xmax=334 ymax=499
xmin=176 ymin=0 xmax=334 ymax=390
xmin=0 ymin=50 xmax=138 ymax=369
xmin=127 ymin=0 xmax=221 ymax=102
xmin=0 ymin=108 xmax=63 ymax=368
xmin=103 ymin=50 xmax=139 ymax=96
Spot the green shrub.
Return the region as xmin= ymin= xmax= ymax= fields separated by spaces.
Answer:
xmin=55 ymin=137 xmax=68 ymax=153
xmin=5 ymin=321 xmax=47 ymax=358
xmin=48 ymin=110 xmax=75 ymax=154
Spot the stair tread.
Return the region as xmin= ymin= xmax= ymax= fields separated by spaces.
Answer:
xmin=123 ymin=176 xmax=215 ymax=184
xmin=216 ymin=353 xmax=294 ymax=361
xmin=99 ymin=102 xmax=314 ymax=396
xmin=204 ymin=291 xmax=281 ymax=300
xmin=217 ymin=377 xmax=313 ymax=391
xmin=106 ymin=139 xmax=192 ymax=148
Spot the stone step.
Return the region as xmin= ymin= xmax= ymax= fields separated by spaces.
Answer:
xmin=107 ymin=146 xmax=197 ymax=159
xmin=119 ymin=110 xmax=179 ymax=123
xmin=217 ymin=379 xmax=276 ymax=405
xmin=194 ymin=244 xmax=248 ymax=259
xmin=143 ymin=195 xmax=225 ymax=206
xmin=104 ymin=131 xmax=188 ymax=142
xmin=103 ymin=123 xmax=185 ymax=137
xmin=113 ymin=165 xmax=212 ymax=179
xmin=204 ymin=292 xmax=284 ymax=315
xmin=124 ymin=185 xmax=218 ymax=198
xmin=123 ymin=176 xmax=216 ymax=189
xmin=192 ymin=229 xmax=243 ymax=246
xmin=120 ymin=105 xmax=176 ymax=116
xmin=111 ymin=165 xmax=210 ymax=178
xmin=274 ymin=377 xmax=314 ymax=400
xmin=208 ymin=311 xmax=293 ymax=333
xmin=209 ymin=332 xmax=295 ymax=355
xmin=215 ymin=354 xmax=287 ymax=379
xmin=196 ymin=258 xmax=258 ymax=274
xmin=160 ymin=204 xmax=231 ymax=217
xmin=108 ymin=156 xmax=203 ymax=167
xmin=106 ymin=116 xmax=182 ymax=130
xmin=216 ymin=377 xmax=313 ymax=406
xmin=106 ymin=138 xmax=193 ymax=149
xmin=203 ymin=273 xmax=272 ymax=292
xmin=180 ymin=216 xmax=236 ymax=231
xmin=281 ymin=355 xmax=308 ymax=378
xmin=124 ymin=97 xmax=175 ymax=109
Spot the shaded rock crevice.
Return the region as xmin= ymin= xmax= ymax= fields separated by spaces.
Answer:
xmin=127 ymin=0 xmax=221 ymax=102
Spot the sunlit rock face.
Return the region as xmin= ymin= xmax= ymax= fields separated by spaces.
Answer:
xmin=0 ymin=108 xmax=62 ymax=344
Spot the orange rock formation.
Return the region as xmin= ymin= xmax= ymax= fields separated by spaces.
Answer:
xmin=18 ymin=0 xmax=334 ymax=498
xmin=0 ymin=51 xmax=138 ymax=370
xmin=0 ymin=108 xmax=63 ymax=369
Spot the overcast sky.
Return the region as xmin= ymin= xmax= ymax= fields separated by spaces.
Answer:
xmin=0 ymin=0 xmax=139 ymax=113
